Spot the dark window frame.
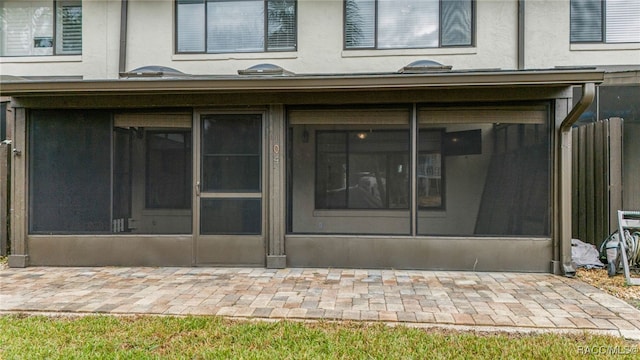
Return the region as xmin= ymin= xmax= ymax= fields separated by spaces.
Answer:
xmin=343 ymin=0 xmax=475 ymax=50
xmin=174 ymin=0 xmax=298 ymax=54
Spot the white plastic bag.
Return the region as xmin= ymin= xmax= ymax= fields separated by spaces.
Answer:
xmin=571 ymin=238 xmax=605 ymax=269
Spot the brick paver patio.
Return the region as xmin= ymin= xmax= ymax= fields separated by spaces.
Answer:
xmin=2 ymin=267 xmax=640 ymax=339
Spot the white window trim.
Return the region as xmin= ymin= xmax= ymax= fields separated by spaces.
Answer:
xmin=342 ymin=47 xmax=477 ymax=58
xmin=570 ymin=43 xmax=640 ymax=51
xmin=172 ymin=52 xmax=297 ymax=62
xmin=0 ymin=55 xmax=82 ymax=63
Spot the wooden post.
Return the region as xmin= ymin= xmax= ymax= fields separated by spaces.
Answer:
xmin=8 ymin=107 xmax=27 ymax=267
xmin=266 ymin=104 xmax=286 ymax=268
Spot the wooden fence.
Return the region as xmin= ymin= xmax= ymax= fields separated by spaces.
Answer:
xmin=572 ymin=117 xmax=623 ymax=248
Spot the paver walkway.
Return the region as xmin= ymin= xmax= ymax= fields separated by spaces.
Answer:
xmin=2 ymin=267 xmax=640 ymax=339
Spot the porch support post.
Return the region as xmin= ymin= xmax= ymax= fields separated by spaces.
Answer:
xmin=266 ymin=104 xmax=286 ymax=268
xmin=8 ymin=106 xmax=28 ymax=267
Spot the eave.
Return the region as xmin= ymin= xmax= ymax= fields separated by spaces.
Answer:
xmin=0 ymin=69 xmax=605 ymax=97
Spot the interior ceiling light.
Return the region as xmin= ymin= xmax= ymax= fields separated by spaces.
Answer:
xmin=238 ymin=63 xmax=293 ymax=76
xmin=398 ymin=60 xmax=453 ymax=74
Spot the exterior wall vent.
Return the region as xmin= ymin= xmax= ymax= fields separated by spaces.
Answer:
xmin=238 ymin=63 xmax=293 ymax=76
xmin=398 ymin=60 xmax=453 ymax=74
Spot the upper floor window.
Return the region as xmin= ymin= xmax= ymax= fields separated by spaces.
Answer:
xmin=571 ymin=0 xmax=640 ymax=43
xmin=344 ymin=0 xmax=473 ymax=50
xmin=176 ymin=0 xmax=296 ymax=54
xmin=0 ymin=0 xmax=81 ymax=56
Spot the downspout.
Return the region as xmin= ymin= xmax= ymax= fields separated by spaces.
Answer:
xmin=561 ymin=83 xmax=595 ymax=132
xmin=517 ymin=0 xmax=525 ymax=70
xmin=119 ymin=0 xmax=129 ymax=76
xmin=557 ymin=82 xmax=596 ymax=275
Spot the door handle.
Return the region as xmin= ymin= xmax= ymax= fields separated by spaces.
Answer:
xmin=196 ymin=181 xmax=200 ymax=196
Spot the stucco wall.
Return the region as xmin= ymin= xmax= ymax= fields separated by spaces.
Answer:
xmin=1 ymin=0 xmax=517 ymax=78
xmin=3 ymin=0 xmax=637 ymax=79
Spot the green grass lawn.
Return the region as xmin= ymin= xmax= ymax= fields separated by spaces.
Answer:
xmin=0 ymin=315 xmax=637 ymax=359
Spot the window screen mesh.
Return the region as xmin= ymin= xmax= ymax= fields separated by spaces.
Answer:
xmin=30 ymin=111 xmax=111 ymax=233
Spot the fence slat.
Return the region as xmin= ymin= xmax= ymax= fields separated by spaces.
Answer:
xmin=585 ymin=124 xmax=595 ymax=243
xmin=609 ymin=118 xmax=623 ymax=232
xmin=0 ymin=143 xmax=8 ymax=256
xmin=594 ymin=120 xmax=605 ymax=247
xmin=577 ymin=125 xmax=587 ymax=242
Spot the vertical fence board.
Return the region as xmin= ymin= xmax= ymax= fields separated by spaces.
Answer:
xmin=577 ymin=125 xmax=587 ymax=242
xmin=609 ymin=118 xmax=623 ymax=232
xmin=0 ymin=144 xmax=8 ymax=256
xmin=624 ymin=123 xmax=640 ymax=210
xmin=585 ymin=124 xmax=595 ymax=243
xmin=572 ymin=130 xmax=579 ymax=238
xmin=593 ymin=121 xmax=608 ymax=246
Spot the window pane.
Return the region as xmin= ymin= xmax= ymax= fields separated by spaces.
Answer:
xmin=377 ymin=0 xmax=439 ymax=48
xmin=113 ymin=129 xmax=132 ymax=232
xmin=146 ymin=132 xmax=192 ymax=209
xmin=315 ymin=130 xmax=409 ymax=210
xmin=203 ymin=155 xmax=261 ymax=191
xmin=605 ymin=0 xmax=640 ymax=43
xmin=0 ymin=1 xmax=53 ymax=56
xmin=113 ymin=125 xmax=193 ymax=235
xmin=200 ymin=199 xmax=261 ymax=234
xmin=202 ymin=115 xmax=261 ymax=155
xmin=202 ymin=114 xmax=261 ymax=192
xmin=30 ymin=111 xmax=111 ymax=233
xmin=570 ymin=0 xmax=602 ymax=42
xmin=418 ymin=119 xmax=550 ymax=237
xmin=441 ymin=0 xmax=472 ymax=46
xmin=56 ymin=1 xmax=82 ymax=54
xmin=267 ymin=0 xmax=296 ymax=50
xmin=316 ymin=132 xmax=347 ymax=208
xmin=418 ymin=130 xmax=443 ymax=208
xmin=207 ymin=0 xmax=264 ymax=53
xmin=177 ymin=0 xmax=205 ymax=52
xmin=345 ymin=0 xmax=375 ymax=48
xmin=599 ymin=85 xmax=640 ymax=123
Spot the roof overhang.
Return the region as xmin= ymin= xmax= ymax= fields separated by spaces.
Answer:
xmin=0 ymin=69 xmax=604 ymax=97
